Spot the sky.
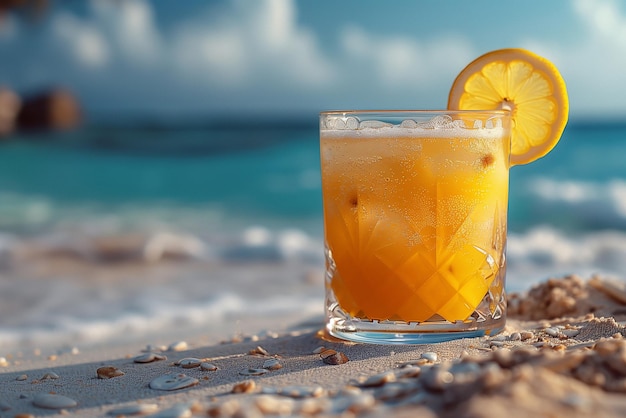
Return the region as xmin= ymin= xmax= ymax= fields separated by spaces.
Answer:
xmin=0 ymin=0 xmax=625 ymax=122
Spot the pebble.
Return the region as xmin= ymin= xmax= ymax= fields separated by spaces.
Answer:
xmin=176 ymin=358 xmax=202 ymax=369
xmin=239 ymin=368 xmax=269 ymax=376
xmin=40 ymin=372 xmax=60 ymax=380
xmin=16 ymin=374 xmax=28 ymax=381
xmin=107 ymin=403 xmax=159 ymax=416
xmin=149 ymin=374 xmax=199 ymax=391
xmin=263 ymin=358 xmax=283 ymax=371
xmin=200 ymin=362 xmax=218 ymax=371
xmin=167 ymin=341 xmax=189 ymax=352
xmin=320 ymin=349 xmax=349 ymax=365
xmin=520 ymin=331 xmax=535 ymax=341
xmin=97 ymin=366 xmax=125 ymax=379
xmin=509 ymin=332 xmax=522 ymax=341
xmin=134 ymin=353 xmax=167 ymax=363
xmin=545 ymin=327 xmax=561 ymax=337
xmin=32 ymin=393 xmax=78 ymax=409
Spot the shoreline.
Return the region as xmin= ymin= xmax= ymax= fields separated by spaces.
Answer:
xmin=1 ymin=275 xmax=626 ymax=417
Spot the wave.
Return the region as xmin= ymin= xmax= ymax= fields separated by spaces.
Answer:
xmin=520 ymin=177 xmax=626 ymax=231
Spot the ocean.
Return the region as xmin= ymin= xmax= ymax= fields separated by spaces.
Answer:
xmin=1 ymin=119 xmax=625 ymax=352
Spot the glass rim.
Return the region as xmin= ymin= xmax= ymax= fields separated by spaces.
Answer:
xmin=320 ymin=109 xmax=511 ymax=116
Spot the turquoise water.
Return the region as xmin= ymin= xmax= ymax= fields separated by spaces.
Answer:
xmin=1 ymin=120 xmax=625 ymax=234
xmin=2 ymin=120 xmax=626 ymax=350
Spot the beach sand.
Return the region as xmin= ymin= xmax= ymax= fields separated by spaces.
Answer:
xmin=2 ymin=275 xmax=626 ymax=417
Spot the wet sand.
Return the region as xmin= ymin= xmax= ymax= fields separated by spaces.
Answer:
xmin=1 ymin=275 xmax=626 ymax=417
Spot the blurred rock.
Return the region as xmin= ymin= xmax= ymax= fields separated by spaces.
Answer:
xmin=16 ymin=88 xmax=82 ymax=132
xmin=0 ymin=86 xmax=21 ymax=137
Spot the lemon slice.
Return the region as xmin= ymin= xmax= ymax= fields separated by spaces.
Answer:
xmin=448 ymin=48 xmax=568 ymax=166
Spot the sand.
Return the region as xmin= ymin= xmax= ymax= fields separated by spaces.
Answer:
xmin=2 ymin=275 xmax=626 ymax=417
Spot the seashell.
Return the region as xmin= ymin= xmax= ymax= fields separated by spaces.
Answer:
xmin=97 ymin=366 xmax=125 ymax=379
xmin=144 ymin=403 xmax=192 ymax=418
xmin=167 ymin=341 xmax=189 ymax=352
xmin=149 ymin=373 xmax=199 ymax=391
xmin=176 ymin=358 xmax=202 ymax=369
xmin=278 ymin=385 xmax=325 ymax=398
xmin=320 ymin=349 xmax=349 ymax=365
xmin=32 ymin=393 xmax=77 ymax=409
xmin=420 ymin=352 xmax=438 ymax=362
xmin=312 ymin=346 xmax=326 ymax=354
xmin=255 ymin=395 xmax=294 ymax=416
xmin=107 ymin=403 xmax=159 ymax=416
xmin=16 ymin=374 xmax=28 ymax=381
xmin=239 ymin=368 xmax=268 ymax=376
xmin=134 ymin=353 xmax=167 ymax=363
xmin=200 ymin=362 xmax=218 ymax=371
xmin=544 ymin=327 xmax=561 ymax=337
xmin=359 ymin=371 xmax=396 ymax=387
xmin=249 ymin=346 xmax=269 ymax=356
xmin=509 ymin=332 xmax=522 ymax=341
xmin=263 ymin=358 xmax=283 ymax=371
xmin=395 ymin=365 xmax=421 ymax=379
xmin=40 ymin=372 xmax=60 ymax=380
xmin=232 ymin=380 xmax=256 ymax=393
xmin=520 ymin=331 xmax=535 ymax=341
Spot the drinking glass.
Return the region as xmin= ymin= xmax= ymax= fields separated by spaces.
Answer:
xmin=320 ymin=110 xmax=511 ymax=344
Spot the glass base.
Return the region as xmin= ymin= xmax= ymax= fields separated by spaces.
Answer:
xmin=326 ymin=315 xmax=505 ymax=344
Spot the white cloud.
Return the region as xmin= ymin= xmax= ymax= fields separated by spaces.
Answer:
xmin=51 ymin=12 xmax=109 ymax=67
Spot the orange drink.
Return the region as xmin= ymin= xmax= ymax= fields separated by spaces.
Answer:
xmin=321 ymin=111 xmax=511 ymax=343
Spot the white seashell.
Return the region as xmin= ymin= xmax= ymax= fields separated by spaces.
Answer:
xmin=176 ymin=358 xmax=202 ymax=369
xmin=249 ymin=346 xmax=269 ymax=356
xmin=200 ymin=362 xmax=218 ymax=371
xmin=134 ymin=353 xmax=167 ymax=363
xmin=168 ymin=341 xmax=189 ymax=352
xmin=107 ymin=403 xmax=159 ymax=416
xmin=262 ymin=358 xmax=282 ymax=371
xmin=40 ymin=372 xmax=60 ymax=380
xmin=421 ymin=352 xmax=438 ymax=362
xmin=16 ymin=374 xmax=28 ymax=381
xmin=32 ymin=393 xmax=78 ymax=409
xmin=149 ymin=374 xmax=199 ymax=391
xmin=239 ymin=368 xmax=268 ymax=376
xmin=544 ymin=327 xmax=561 ymax=337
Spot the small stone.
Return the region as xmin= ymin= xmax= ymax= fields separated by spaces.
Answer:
xmin=544 ymin=327 xmax=561 ymax=337
xmin=232 ymin=380 xmax=256 ymax=393
xmin=40 ymin=372 xmax=60 ymax=380
xmin=263 ymin=358 xmax=283 ymax=371
xmin=320 ymin=349 xmax=349 ymax=365
xmin=149 ymin=373 xmax=199 ymax=391
xmin=168 ymin=341 xmax=189 ymax=352
xmin=177 ymin=358 xmax=202 ymax=369
xmin=200 ymin=362 xmax=218 ymax=371
xmin=509 ymin=332 xmax=522 ymax=341
xmin=16 ymin=374 xmax=28 ymax=381
xmin=239 ymin=368 xmax=268 ymax=376
xmin=32 ymin=393 xmax=77 ymax=409
xmin=107 ymin=403 xmax=159 ymax=416
xmin=134 ymin=353 xmax=167 ymax=363
xmin=97 ymin=366 xmax=125 ymax=379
